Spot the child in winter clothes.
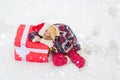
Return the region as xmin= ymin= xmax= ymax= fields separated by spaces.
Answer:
xmin=28 ymin=23 xmax=85 ymax=68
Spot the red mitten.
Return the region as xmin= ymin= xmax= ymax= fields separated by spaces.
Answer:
xmin=68 ymin=49 xmax=85 ymax=68
xmin=52 ymin=53 xmax=67 ymax=66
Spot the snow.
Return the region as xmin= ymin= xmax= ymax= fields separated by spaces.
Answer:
xmin=0 ymin=0 xmax=120 ymax=80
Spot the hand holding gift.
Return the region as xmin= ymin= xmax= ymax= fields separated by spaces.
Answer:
xmin=28 ymin=31 xmax=43 ymax=42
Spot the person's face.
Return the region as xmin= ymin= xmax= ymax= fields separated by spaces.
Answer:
xmin=43 ymin=29 xmax=52 ymax=40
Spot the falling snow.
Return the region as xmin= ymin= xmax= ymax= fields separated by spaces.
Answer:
xmin=0 ymin=0 xmax=120 ymax=80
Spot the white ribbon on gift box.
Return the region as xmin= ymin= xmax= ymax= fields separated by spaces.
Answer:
xmin=15 ymin=25 xmax=48 ymax=61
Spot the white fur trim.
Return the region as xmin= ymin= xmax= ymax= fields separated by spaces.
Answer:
xmin=40 ymin=39 xmax=53 ymax=48
xmin=38 ymin=23 xmax=50 ymax=36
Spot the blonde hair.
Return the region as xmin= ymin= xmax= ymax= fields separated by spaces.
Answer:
xmin=47 ymin=25 xmax=59 ymax=40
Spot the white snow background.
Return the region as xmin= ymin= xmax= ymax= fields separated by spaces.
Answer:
xmin=0 ymin=0 xmax=120 ymax=80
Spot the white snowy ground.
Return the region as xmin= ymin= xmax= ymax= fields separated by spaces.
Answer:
xmin=0 ymin=0 xmax=120 ymax=80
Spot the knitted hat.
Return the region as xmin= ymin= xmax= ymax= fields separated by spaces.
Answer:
xmin=32 ymin=23 xmax=49 ymax=36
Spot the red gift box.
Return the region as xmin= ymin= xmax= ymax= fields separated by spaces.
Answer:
xmin=14 ymin=24 xmax=49 ymax=63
